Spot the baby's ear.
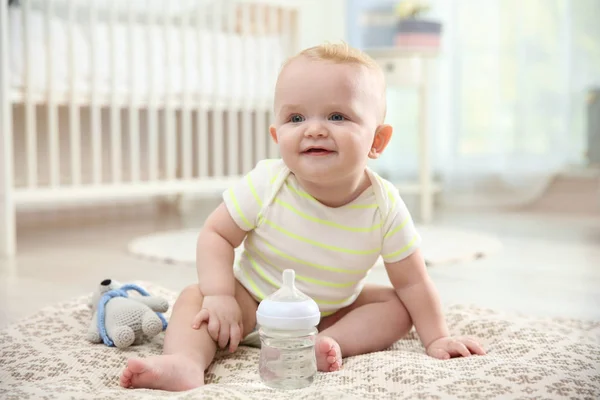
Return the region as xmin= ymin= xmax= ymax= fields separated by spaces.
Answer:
xmin=269 ymin=125 xmax=278 ymax=144
xmin=369 ymin=124 xmax=393 ymax=159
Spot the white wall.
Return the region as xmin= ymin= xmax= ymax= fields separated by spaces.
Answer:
xmin=295 ymin=0 xmax=347 ymax=48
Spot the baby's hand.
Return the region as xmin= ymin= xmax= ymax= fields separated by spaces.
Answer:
xmin=191 ymin=295 xmax=244 ymax=353
xmin=426 ymin=336 xmax=486 ymax=360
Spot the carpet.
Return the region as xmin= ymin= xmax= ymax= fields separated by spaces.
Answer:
xmin=1 ymin=282 xmax=598 ymax=399
xmin=127 ymin=226 xmax=502 ymax=267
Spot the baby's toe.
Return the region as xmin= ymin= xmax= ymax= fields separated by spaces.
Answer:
xmin=317 ymin=339 xmax=333 ymax=353
xmin=120 ymin=369 xmax=132 ymax=388
xmin=315 ymin=336 xmax=342 ymax=372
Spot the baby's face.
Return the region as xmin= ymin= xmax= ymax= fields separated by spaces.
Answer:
xmin=270 ymin=57 xmax=386 ymax=185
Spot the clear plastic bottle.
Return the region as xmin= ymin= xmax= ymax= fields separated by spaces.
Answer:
xmin=256 ymin=269 xmax=321 ymax=390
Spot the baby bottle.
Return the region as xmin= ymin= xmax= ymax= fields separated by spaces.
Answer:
xmin=256 ymin=269 xmax=321 ymax=390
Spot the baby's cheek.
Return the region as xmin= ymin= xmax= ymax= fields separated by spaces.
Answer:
xmin=277 ymin=141 xmax=296 ymax=159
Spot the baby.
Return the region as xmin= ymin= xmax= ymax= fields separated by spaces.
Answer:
xmin=120 ymin=42 xmax=486 ymax=391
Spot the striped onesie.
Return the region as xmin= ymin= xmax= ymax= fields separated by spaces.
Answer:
xmin=223 ymin=159 xmax=421 ymax=316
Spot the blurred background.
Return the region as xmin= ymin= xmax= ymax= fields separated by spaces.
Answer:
xmin=1 ymin=0 xmax=599 ymax=326
xmin=350 ymin=0 xmax=600 ymax=210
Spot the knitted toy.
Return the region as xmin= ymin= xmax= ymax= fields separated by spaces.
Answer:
xmin=86 ymin=279 xmax=169 ymax=348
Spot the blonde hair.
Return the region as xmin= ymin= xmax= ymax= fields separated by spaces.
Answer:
xmin=277 ymin=42 xmax=387 ymax=122
xmin=283 ymin=41 xmax=381 ymax=70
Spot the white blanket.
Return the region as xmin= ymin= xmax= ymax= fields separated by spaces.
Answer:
xmin=1 ymin=282 xmax=598 ymax=399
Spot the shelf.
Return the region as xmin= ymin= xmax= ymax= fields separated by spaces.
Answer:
xmin=364 ymin=46 xmax=440 ymax=59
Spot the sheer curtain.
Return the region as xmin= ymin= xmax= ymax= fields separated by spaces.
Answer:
xmin=372 ymin=0 xmax=600 ymax=208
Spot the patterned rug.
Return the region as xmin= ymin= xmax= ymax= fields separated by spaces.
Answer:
xmin=1 ymin=282 xmax=599 ymax=400
xmin=127 ymin=226 xmax=503 ymax=266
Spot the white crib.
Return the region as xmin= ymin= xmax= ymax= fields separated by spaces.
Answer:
xmin=0 ymin=0 xmax=299 ymax=257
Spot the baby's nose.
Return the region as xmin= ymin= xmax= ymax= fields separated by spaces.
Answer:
xmin=304 ymin=123 xmax=328 ymax=137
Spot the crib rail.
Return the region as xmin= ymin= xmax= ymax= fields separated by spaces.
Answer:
xmin=1 ymin=0 xmax=16 ymax=256
xmin=6 ymin=0 xmax=298 ymax=205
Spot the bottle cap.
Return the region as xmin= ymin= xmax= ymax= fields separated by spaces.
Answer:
xmin=256 ymin=269 xmax=321 ymax=330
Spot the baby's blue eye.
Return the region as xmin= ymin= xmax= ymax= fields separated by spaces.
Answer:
xmin=329 ymin=113 xmax=345 ymax=121
xmin=290 ymin=114 xmax=305 ymax=123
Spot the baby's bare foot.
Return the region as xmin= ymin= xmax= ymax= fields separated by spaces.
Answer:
xmin=315 ymin=335 xmax=342 ymax=372
xmin=120 ymin=354 xmax=204 ymax=391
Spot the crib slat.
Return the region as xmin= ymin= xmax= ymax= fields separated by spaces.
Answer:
xmin=146 ymin=0 xmax=158 ymax=181
xmin=22 ymin=0 xmax=37 ymax=188
xmin=212 ymin=0 xmax=224 ymax=178
xmin=270 ymin=6 xmax=292 ymax=159
xmin=197 ymin=108 xmax=209 ymax=178
xmin=181 ymin=5 xmax=192 ymax=180
xmin=196 ymin=4 xmax=209 ymax=178
xmin=109 ymin=1 xmax=121 ymax=183
xmin=163 ymin=3 xmax=176 ymax=181
xmin=0 ymin=0 xmax=15 ymax=255
xmin=226 ymin=1 xmax=238 ymax=176
xmin=266 ymin=5 xmax=283 ymax=160
xmin=46 ymin=0 xmax=59 ymax=188
xmin=90 ymin=0 xmax=102 ymax=185
xmin=253 ymin=4 xmax=266 ymax=163
xmin=68 ymin=0 xmax=81 ymax=186
xmin=241 ymin=3 xmax=253 ymax=172
xmin=128 ymin=2 xmax=140 ymax=182
xmin=258 ymin=110 xmax=268 ymax=161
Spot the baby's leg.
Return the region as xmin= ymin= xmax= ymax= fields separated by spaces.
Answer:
xmin=119 ymin=280 xmax=258 ymax=391
xmin=315 ymin=284 xmax=412 ymax=372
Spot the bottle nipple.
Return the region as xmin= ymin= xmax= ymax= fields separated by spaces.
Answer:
xmin=256 ymin=268 xmax=321 ymax=330
xmin=282 ymin=269 xmax=296 ymax=291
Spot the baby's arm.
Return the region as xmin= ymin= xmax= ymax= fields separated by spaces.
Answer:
xmin=385 ymin=250 xmax=447 ymax=348
xmin=191 ymin=202 xmax=250 ymax=351
xmin=196 ymin=202 xmax=247 ymax=297
xmin=191 ymin=159 xmax=272 ymax=350
xmin=385 ymin=250 xmax=486 ymax=359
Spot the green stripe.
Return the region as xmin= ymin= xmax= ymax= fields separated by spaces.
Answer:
xmin=270 ymin=168 xmax=282 ymax=184
xmin=245 ymin=246 xmax=355 ymax=306
xmin=247 ymin=240 xmax=360 ymax=287
xmin=286 ymin=182 xmax=317 ymax=202
xmin=377 ymin=175 xmax=396 ymax=209
xmin=246 ymin=252 xmax=278 ymax=287
xmin=241 ymin=266 xmax=265 ymax=300
xmin=258 ymin=237 xmax=371 ymax=274
xmin=383 ymin=216 xmax=409 ymax=239
xmin=247 ymin=174 xmax=263 ymax=207
xmin=229 ymin=190 xmax=252 ymax=229
xmin=274 ymin=198 xmax=383 ymax=232
xmin=286 ymin=179 xmax=379 ymax=212
xmin=314 ymin=296 xmax=355 ymax=306
xmin=382 ymin=234 xmax=419 ymax=260
xmin=262 ymin=218 xmax=381 ymax=255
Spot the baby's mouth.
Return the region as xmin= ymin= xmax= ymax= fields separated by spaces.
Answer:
xmin=302 ymin=147 xmax=335 ymax=156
